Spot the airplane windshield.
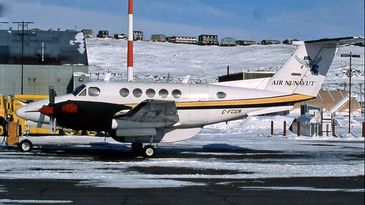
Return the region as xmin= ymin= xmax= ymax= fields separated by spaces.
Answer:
xmin=72 ymin=84 xmax=87 ymax=96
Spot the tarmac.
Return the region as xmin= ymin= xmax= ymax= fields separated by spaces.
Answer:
xmin=0 ymin=135 xmax=364 ymax=205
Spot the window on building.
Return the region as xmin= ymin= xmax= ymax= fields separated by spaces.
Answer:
xmin=88 ymin=87 xmax=101 ymax=97
xmin=119 ymin=88 xmax=129 ymax=97
xmin=159 ymin=89 xmax=168 ymax=98
xmin=133 ymin=88 xmax=143 ymax=98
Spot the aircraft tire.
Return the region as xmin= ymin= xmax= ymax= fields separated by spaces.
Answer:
xmin=143 ymin=145 xmax=155 ymax=158
xmin=18 ymin=139 xmax=33 ymax=152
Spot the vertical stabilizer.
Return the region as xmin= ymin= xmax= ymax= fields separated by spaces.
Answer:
xmin=265 ymin=36 xmax=363 ymax=97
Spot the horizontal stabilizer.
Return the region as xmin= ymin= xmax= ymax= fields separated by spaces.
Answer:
xmin=305 ymin=36 xmax=364 ymax=45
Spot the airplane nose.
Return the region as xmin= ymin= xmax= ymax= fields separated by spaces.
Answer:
xmin=16 ymin=106 xmax=29 ymax=119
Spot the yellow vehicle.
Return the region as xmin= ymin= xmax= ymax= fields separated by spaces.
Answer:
xmin=0 ymin=94 xmax=52 ymax=136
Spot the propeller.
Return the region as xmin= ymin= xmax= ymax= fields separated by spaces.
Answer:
xmin=48 ymin=86 xmax=57 ymax=134
xmin=39 ymin=86 xmax=57 ymax=134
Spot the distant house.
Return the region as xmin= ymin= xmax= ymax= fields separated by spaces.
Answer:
xmin=220 ymin=37 xmax=236 ymax=46
xmin=283 ymin=38 xmax=299 ymax=45
xmin=261 ymin=39 xmax=281 ymax=45
xmin=198 ymin=34 xmax=219 ymax=46
xmin=236 ymin=40 xmax=256 ymax=46
xmin=133 ymin=31 xmax=144 ymax=41
xmin=97 ymin=30 xmax=109 ymax=38
xmin=168 ymin=36 xmax=198 ymax=44
xmin=151 ymin=34 xmax=166 ymax=42
xmin=82 ymin=29 xmax=93 ymax=38
xmin=114 ymin=33 xmax=127 ymax=39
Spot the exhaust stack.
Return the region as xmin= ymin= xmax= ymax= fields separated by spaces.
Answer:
xmin=127 ymin=0 xmax=133 ymax=81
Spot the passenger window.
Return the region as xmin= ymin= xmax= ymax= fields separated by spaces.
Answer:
xmin=216 ymin=91 xmax=226 ymax=99
xmin=146 ymin=88 xmax=155 ymax=98
xmin=172 ymin=89 xmax=182 ymax=98
xmin=119 ymin=88 xmax=129 ymax=97
xmin=133 ymin=88 xmax=142 ymax=98
xmin=159 ymin=89 xmax=168 ymax=98
xmin=88 ymin=87 xmax=100 ymax=97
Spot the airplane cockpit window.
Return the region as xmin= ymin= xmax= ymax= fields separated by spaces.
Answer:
xmin=88 ymin=87 xmax=101 ymax=97
xmin=133 ymin=88 xmax=143 ymax=98
xmin=216 ymin=91 xmax=226 ymax=99
xmin=120 ymin=88 xmax=129 ymax=97
xmin=146 ymin=88 xmax=155 ymax=98
xmin=72 ymin=84 xmax=86 ymax=96
xmin=172 ymin=89 xmax=182 ymax=98
xmin=159 ymin=89 xmax=168 ymax=98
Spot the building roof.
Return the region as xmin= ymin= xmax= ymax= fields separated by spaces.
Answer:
xmin=294 ymin=90 xmax=362 ymax=113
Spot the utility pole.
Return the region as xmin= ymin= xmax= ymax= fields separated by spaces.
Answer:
xmin=341 ymin=52 xmax=361 ymax=134
xmin=13 ymin=21 xmax=34 ymax=94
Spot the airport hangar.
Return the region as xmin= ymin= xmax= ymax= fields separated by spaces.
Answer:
xmin=0 ymin=28 xmax=89 ymax=96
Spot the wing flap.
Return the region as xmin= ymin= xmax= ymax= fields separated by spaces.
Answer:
xmin=116 ymin=99 xmax=179 ymax=128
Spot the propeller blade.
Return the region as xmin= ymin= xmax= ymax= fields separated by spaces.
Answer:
xmin=49 ymin=86 xmax=56 ymax=105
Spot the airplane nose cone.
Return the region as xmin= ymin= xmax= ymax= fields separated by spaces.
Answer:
xmin=16 ymin=106 xmax=28 ymax=119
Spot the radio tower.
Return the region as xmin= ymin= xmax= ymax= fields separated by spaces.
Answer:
xmin=127 ymin=0 xmax=134 ymax=82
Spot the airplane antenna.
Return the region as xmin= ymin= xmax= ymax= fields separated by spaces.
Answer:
xmin=127 ymin=0 xmax=134 ymax=82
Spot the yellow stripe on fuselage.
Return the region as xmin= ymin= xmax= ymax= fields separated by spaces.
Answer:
xmin=125 ymin=94 xmax=313 ymax=109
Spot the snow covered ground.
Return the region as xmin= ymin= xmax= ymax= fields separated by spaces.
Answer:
xmin=0 ymin=130 xmax=364 ymax=189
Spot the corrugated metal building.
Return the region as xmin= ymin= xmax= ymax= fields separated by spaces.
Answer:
xmin=0 ymin=29 xmax=88 ymax=96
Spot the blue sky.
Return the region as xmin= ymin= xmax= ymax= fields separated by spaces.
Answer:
xmin=0 ymin=0 xmax=364 ymax=40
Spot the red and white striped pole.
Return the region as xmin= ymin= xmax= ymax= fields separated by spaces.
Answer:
xmin=127 ymin=0 xmax=134 ymax=82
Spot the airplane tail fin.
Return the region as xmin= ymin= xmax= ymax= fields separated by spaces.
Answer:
xmin=265 ymin=36 xmax=364 ymax=97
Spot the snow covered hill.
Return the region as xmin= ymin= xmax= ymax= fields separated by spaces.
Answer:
xmin=86 ymin=38 xmax=364 ymax=90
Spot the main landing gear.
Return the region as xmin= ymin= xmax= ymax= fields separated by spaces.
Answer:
xmin=131 ymin=142 xmax=156 ymax=158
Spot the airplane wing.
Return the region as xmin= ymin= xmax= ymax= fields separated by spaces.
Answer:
xmin=115 ymin=99 xmax=179 ymax=127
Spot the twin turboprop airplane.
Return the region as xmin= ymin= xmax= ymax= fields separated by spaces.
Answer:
xmin=16 ymin=36 xmax=363 ymax=157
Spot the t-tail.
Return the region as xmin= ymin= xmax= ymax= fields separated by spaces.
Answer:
xmin=265 ymin=36 xmax=364 ymax=97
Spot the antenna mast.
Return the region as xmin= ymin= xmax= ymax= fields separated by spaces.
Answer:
xmin=127 ymin=0 xmax=133 ymax=81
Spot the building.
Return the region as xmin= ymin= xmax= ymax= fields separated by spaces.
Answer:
xmin=261 ymin=39 xmax=281 ymax=45
xmin=220 ymin=37 xmax=236 ymax=46
xmin=198 ymin=34 xmax=219 ymax=46
xmin=0 ymin=29 xmax=89 ymax=96
xmin=133 ymin=31 xmax=144 ymax=41
xmin=283 ymin=38 xmax=299 ymax=45
xmin=236 ymin=40 xmax=256 ymax=46
xmin=97 ymin=30 xmax=109 ymax=38
xmin=151 ymin=34 xmax=166 ymax=42
xmin=168 ymin=36 xmax=198 ymax=44
xmin=81 ymin=29 xmax=93 ymax=38
xmin=293 ymin=90 xmax=362 ymax=114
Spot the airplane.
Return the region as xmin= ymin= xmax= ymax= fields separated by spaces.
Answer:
xmin=16 ymin=36 xmax=363 ymax=157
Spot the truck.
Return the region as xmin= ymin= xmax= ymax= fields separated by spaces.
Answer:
xmin=0 ymin=94 xmax=97 ymax=136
